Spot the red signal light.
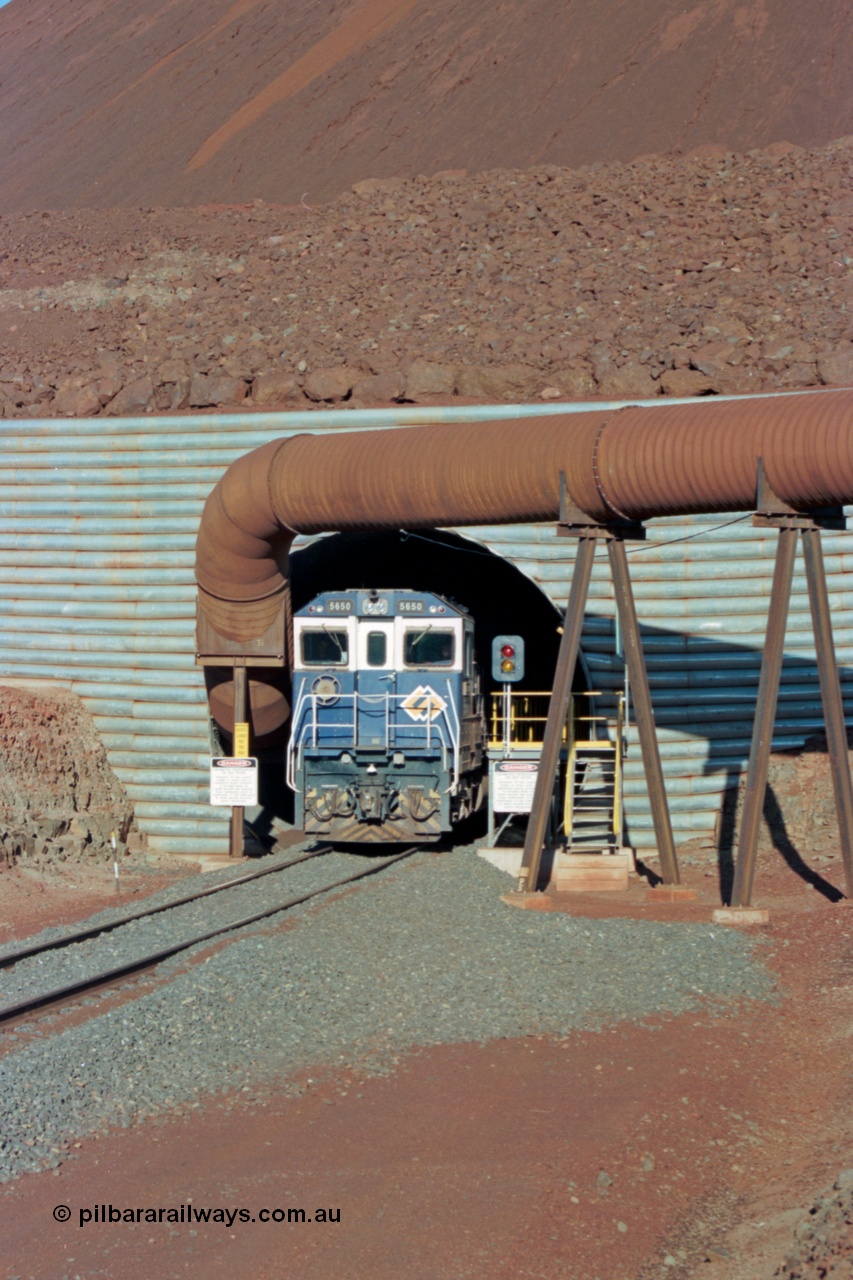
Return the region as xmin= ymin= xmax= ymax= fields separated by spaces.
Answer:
xmin=501 ymin=644 xmax=515 ymax=658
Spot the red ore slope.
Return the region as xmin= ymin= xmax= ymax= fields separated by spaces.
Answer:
xmin=0 ymin=0 xmax=851 ymax=212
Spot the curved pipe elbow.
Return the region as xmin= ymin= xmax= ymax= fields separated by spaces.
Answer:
xmin=196 ymin=437 xmax=295 ymax=642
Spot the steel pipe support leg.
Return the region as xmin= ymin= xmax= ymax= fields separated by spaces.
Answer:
xmin=519 ymin=535 xmax=596 ymax=892
xmin=731 ymin=527 xmax=798 ymax=907
xmin=607 ymin=537 xmax=680 ymax=885
xmin=801 ymin=528 xmax=853 ymax=899
xmin=230 ymin=663 xmax=248 ymax=859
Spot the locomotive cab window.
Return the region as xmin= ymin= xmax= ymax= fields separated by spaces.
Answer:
xmin=300 ymin=628 xmax=349 ymax=666
xmin=366 ymin=631 xmax=388 ymax=667
xmin=404 ymin=628 xmax=455 ymax=667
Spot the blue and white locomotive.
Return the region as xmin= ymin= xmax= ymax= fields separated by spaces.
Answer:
xmin=287 ymin=589 xmax=486 ymax=842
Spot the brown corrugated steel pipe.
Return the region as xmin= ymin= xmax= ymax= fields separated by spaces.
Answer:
xmin=196 ymin=389 xmax=853 ymax=733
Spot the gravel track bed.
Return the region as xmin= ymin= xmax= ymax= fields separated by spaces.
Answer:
xmin=0 ymin=844 xmax=317 ymax=961
xmin=0 ymin=844 xmax=350 ymax=1004
xmin=0 ymin=844 xmax=776 ymax=1183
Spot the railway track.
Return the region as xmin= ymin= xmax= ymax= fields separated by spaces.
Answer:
xmin=0 ymin=844 xmax=420 ymax=1027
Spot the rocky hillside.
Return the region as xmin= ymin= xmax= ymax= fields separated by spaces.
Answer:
xmin=1 ymin=138 xmax=852 ymax=417
xmin=0 ymin=0 xmax=851 ymax=212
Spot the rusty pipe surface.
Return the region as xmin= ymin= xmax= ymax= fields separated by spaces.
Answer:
xmin=195 ymin=390 xmax=853 ymax=722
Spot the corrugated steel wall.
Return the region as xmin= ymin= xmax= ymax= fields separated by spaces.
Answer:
xmin=2 ymin=405 xmax=850 ymax=855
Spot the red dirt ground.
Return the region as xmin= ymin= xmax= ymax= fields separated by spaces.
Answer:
xmin=1 ymin=850 xmax=851 ymax=1280
xmin=0 ymin=861 xmax=197 ymax=945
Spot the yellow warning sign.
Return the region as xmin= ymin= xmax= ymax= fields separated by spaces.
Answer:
xmin=233 ymin=722 xmax=250 ymax=758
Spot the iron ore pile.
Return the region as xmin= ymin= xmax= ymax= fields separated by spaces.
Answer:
xmin=0 ymin=686 xmax=136 ymax=868
xmin=1 ymin=137 xmax=852 ymax=417
xmin=0 ymin=844 xmax=774 ymax=1183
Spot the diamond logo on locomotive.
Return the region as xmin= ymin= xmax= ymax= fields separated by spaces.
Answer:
xmin=400 ymin=685 xmax=448 ymax=723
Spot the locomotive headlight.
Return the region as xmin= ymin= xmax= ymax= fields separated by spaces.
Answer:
xmin=340 ymin=752 xmax=353 ymax=764
xmin=392 ymin=751 xmax=406 ymax=765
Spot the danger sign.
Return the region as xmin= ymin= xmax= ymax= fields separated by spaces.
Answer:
xmin=210 ymin=757 xmax=258 ymax=807
xmin=491 ymin=759 xmax=539 ymax=813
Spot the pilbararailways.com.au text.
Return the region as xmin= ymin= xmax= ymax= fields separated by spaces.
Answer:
xmin=66 ymin=1204 xmax=340 ymax=1228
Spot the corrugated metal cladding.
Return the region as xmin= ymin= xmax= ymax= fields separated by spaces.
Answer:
xmin=1 ymin=405 xmax=851 ymax=855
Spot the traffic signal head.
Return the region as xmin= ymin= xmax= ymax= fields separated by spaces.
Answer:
xmin=492 ymin=634 xmax=525 ymax=683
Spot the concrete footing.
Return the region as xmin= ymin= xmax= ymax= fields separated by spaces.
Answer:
xmin=488 ymin=845 xmax=636 ymax=896
xmin=479 ymin=846 xmax=525 ymax=877
xmin=500 ymin=891 xmax=554 ymax=912
xmin=195 ymin=854 xmax=246 ymax=874
xmin=645 ymin=885 xmax=698 ymax=903
xmin=712 ymin=906 xmax=771 ymax=925
xmin=553 ymin=851 xmax=632 ymax=893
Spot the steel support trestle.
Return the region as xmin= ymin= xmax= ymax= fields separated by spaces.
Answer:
xmin=731 ymin=527 xmax=798 ymax=907
xmin=608 ymin=537 xmax=680 ymax=885
xmin=517 ymin=535 xmax=596 ymax=893
xmin=802 ymin=528 xmax=853 ymax=899
xmin=518 ymin=484 xmax=678 ymax=894
xmin=732 ymin=466 xmax=853 ymax=904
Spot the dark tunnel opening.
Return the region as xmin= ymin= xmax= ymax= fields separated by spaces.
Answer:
xmin=247 ymin=528 xmax=589 ymax=840
xmin=289 ymin=528 xmax=571 ymax=700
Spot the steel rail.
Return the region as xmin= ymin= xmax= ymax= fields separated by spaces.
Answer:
xmin=0 ymin=847 xmax=419 ymax=1024
xmin=0 ymin=845 xmax=334 ymax=970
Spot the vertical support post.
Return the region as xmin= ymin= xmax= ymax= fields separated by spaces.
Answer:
xmin=229 ymin=661 xmax=247 ymax=860
xmin=518 ymin=535 xmax=597 ymax=892
xmin=731 ymin=527 xmax=798 ymax=907
xmin=801 ymin=527 xmax=853 ymax=899
xmin=608 ymin=537 xmax=680 ymax=885
xmin=487 ymin=771 xmax=495 ymax=846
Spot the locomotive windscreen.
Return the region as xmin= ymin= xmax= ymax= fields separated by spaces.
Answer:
xmin=403 ymin=630 xmax=455 ymax=666
xmin=301 ymin=629 xmax=349 ymax=666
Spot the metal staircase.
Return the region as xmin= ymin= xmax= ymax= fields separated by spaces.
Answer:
xmin=563 ymin=694 xmax=624 ymax=853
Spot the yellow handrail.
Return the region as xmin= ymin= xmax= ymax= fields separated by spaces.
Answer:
xmin=490 ymin=688 xmax=624 ymax=846
xmin=488 ymin=691 xmax=568 ymax=748
xmin=613 ymin=694 xmax=624 ymax=841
